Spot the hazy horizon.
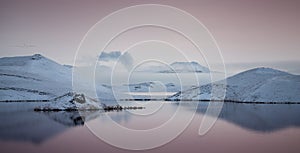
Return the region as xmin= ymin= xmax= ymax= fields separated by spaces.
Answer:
xmin=1 ymin=0 xmax=299 ymax=74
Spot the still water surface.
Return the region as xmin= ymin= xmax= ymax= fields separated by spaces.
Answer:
xmin=0 ymin=102 xmax=299 ymax=153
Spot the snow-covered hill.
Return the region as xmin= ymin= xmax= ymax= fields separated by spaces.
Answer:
xmin=35 ymin=92 xmax=102 ymax=111
xmin=137 ymin=61 xmax=209 ymax=73
xmin=0 ymin=54 xmax=72 ymax=100
xmin=0 ymin=54 xmax=118 ymax=102
xmin=168 ymin=67 xmax=300 ymax=103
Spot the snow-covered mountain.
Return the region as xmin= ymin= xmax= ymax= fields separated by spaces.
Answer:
xmin=0 ymin=54 xmax=118 ymax=104
xmin=137 ymin=61 xmax=209 ymax=73
xmin=0 ymin=54 xmax=72 ymax=100
xmin=166 ymin=62 xmax=209 ymax=73
xmin=3 ymin=54 xmax=298 ymax=103
xmin=168 ymin=67 xmax=300 ymax=103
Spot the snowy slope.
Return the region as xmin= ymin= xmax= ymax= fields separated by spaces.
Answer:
xmin=0 ymin=54 xmax=71 ymax=81
xmin=168 ymin=67 xmax=300 ymax=102
xmin=137 ymin=61 xmax=209 ymax=73
xmin=0 ymin=54 xmax=72 ymax=100
xmin=0 ymin=54 xmax=165 ymax=102
xmin=35 ymin=92 xmax=102 ymax=111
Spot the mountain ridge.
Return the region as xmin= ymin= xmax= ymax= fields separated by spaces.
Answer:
xmin=168 ymin=67 xmax=300 ymax=103
xmin=137 ymin=61 xmax=210 ymax=73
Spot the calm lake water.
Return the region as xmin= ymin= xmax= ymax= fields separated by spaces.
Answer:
xmin=0 ymin=102 xmax=300 ymax=153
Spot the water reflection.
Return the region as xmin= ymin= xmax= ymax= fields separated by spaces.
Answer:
xmin=0 ymin=102 xmax=299 ymax=144
xmin=194 ymin=103 xmax=300 ymax=132
xmin=0 ymin=109 xmax=101 ymax=143
xmin=37 ymin=111 xmax=102 ymax=126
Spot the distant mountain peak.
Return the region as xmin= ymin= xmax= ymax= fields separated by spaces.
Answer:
xmin=238 ymin=67 xmax=290 ymax=76
xmin=170 ymin=61 xmax=198 ymax=65
xmin=136 ymin=61 xmax=209 ymax=73
xmin=169 ymin=61 xmax=209 ymax=73
xmin=31 ymin=54 xmax=44 ymax=60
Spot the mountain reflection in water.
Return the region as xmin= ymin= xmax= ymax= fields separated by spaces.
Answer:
xmin=0 ymin=102 xmax=299 ymax=144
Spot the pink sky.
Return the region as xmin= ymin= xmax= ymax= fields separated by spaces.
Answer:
xmin=0 ymin=0 xmax=299 ymax=68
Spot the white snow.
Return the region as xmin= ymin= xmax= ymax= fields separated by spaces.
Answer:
xmin=35 ymin=92 xmax=102 ymax=111
xmin=167 ymin=61 xmax=210 ymax=73
xmin=0 ymin=54 xmax=72 ymax=100
xmin=0 ymin=54 xmax=116 ymax=102
xmin=137 ymin=61 xmax=209 ymax=73
xmin=2 ymin=54 xmax=298 ymax=103
xmin=168 ymin=67 xmax=300 ymax=103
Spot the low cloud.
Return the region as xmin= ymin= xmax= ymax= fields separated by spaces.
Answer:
xmin=99 ymin=51 xmax=133 ymax=71
xmin=119 ymin=52 xmax=133 ymax=71
xmin=99 ymin=51 xmax=121 ymax=61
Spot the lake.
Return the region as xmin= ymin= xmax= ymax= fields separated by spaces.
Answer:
xmin=0 ymin=102 xmax=299 ymax=153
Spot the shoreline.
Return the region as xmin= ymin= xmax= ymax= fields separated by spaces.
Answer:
xmin=1 ymin=99 xmax=300 ymax=104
